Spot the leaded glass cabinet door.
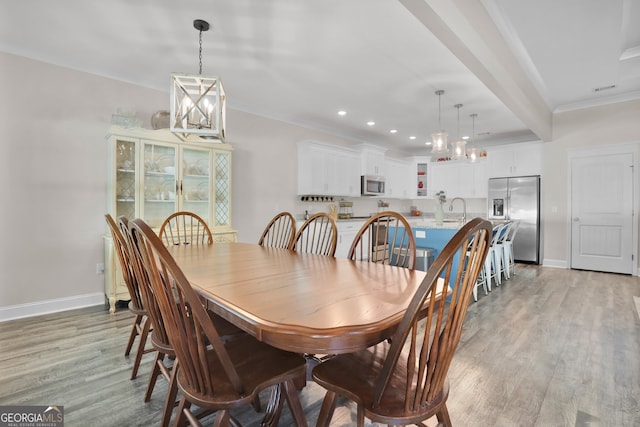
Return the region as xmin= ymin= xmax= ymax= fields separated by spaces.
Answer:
xmin=114 ymin=138 xmax=137 ymax=220
xmin=142 ymin=141 xmax=178 ymax=228
xmin=181 ymin=147 xmax=212 ymax=222
xmin=214 ymin=151 xmax=232 ymax=228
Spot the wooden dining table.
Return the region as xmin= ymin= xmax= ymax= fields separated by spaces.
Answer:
xmin=168 ymin=242 xmax=432 ymax=355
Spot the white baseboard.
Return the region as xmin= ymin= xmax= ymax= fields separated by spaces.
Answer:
xmin=0 ymin=293 xmax=105 ymax=323
xmin=542 ymin=259 xmax=568 ymax=268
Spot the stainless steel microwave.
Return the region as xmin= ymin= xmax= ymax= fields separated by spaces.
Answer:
xmin=361 ymin=175 xmax=385 ymax=196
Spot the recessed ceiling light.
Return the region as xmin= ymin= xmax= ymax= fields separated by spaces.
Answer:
xmin=338 ymin=110 xmax=347 ymax=116
xmin=389 ymin=129 xmax=398 ymax=134
xmin=425 ymin=141 xmax=432 ymax=146
xmin=366 ymin=121 xmax=375 ymax=126
xmin=462 ymin=136 xmax=469 ymax=140
xmin=409 ymin=136 xmax=416 ymax=140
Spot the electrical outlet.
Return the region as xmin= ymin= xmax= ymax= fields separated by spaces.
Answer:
xmin=96 ymin=263 xmax=105 ymax=275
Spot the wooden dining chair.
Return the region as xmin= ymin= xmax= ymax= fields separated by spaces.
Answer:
xmin=129 ymin=218 xmax=309 ymax=427
xmin=348 ymin=211 xmax=417 ymax=269
xmin=104 ymin=214 xmax=153 ymax=380
xmin=159 ymin=211 xmax=213 ymax=246
xmin=290 ymin=212 xmax=338 ymax=256
xmin=258 ymin=211 xmax=296 ymax=249
xmin=312 ymin=218 xmax=492 ymax=427
xmin=124 ymin=216 xmax=179 ymax=427
xmin=126 ymin=217 xmax=248 ymax=427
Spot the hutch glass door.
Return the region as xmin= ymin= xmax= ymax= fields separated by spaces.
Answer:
xmin=114 ymin=138 xmax=136 ymax=220
xmin=182 ymin=147 xmax=212 ymax=221
xmin=142 ymin=142 xmax=177 ymax=228
xmin=215 ymin=151 xmax=231 ymax=227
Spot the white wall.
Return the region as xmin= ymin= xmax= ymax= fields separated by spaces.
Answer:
xmin=542 ymin=99 xmax=640 ymax=266
xmin=0 ymin=53 xmax=370 ymax=317
xmin=0 ymin=53 xmax=166 ymax=317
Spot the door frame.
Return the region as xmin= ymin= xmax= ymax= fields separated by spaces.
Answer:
xmin=567 ymin=143 xmax=638 ymax=275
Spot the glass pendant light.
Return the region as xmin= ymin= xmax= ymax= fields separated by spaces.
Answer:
xmin=431 ymin=90 xmax=448 ymax=156
xmin=451 ymin=103 xmax=466 ymax=160
xmin=467 ymin=113 xmax=480 ymax=163
xmin=170 ymin=19 xmax=226 ymax=142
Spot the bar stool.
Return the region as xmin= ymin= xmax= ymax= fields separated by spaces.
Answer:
xmin=494 ymin=221 xmax=511 ymax=281
xmin=503 ymin=220 xmax=521 ymax=277
xmin=415 ymin=247 xmax=437 ymax=272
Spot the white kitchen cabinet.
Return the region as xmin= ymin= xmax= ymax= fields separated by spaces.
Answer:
xmin=430 ymin=160 xmax=487 ymax=199
xmin=487 ymin=142 xmax=542 ymax=178
xmin=472 ymin=160 xmax=488 ymax=197
xmin=335 ymin=220 xmax=366 ymax=258
xmin=430 ymin=161 xmax=458 ymax=198
xmin=385 ymin=158 xmax=412 ymax=199
xmin=331 ymin=150 xmax=361 ymax=196
xmin=105 ymin=126 xmax=236 ymax=312
xmin=411 ymin=156 xmax=431 ymax=198
xmin=297 ymin=141 xmax=360 ymax=196
xmin=360 ymin=145 xmax=386 ymax=176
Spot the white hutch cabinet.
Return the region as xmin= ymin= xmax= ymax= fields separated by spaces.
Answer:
xmin=103 ymin=126 xmax=236 ymax=312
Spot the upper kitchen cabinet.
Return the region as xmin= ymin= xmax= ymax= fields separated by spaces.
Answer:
xmin=430 ymin=160 xmax=487 ymax=199
xmin=487 ymin=142 xmax=542 ymax=178
xmin=359 ymin=144 xmax=386 ymax=176
xmin=410 ymin=156 xmax=431 ymax=198
xmin=297 ymin=141 xmax=360 ymax=196
xmin=385 ymin=158 xmax=412 ymax=199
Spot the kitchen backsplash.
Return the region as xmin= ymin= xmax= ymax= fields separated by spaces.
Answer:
xmin=294 ymin=196 xmax=488 ymax=221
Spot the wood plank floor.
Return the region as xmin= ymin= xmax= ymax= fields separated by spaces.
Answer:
xmin=1 ymin=264 xmax=639 ymax=426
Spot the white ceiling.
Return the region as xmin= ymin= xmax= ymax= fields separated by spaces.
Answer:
xmin=2 ymin=0 xmax=639 ymax=154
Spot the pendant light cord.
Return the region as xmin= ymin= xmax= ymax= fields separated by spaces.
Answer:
xmin=471 ymin=113 xmax=477 ymax=146
xmin=198 ymin=28 xmax=203 ymax=74
xmin=457 ymin=105 xmax=460 ymax=139
xmin=438 ymin=92 xmax=442 ymax=129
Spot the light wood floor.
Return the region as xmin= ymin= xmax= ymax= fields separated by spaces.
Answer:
xmin=1 ymin=264 xmax=639 ymax=426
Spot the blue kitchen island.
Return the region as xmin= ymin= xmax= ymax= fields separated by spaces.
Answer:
xmin=407 ymin=223 xmax=460 ymax=272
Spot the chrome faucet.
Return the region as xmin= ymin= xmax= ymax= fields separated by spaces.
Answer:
xmin=449 ymin=197 xmax=467 ymax=224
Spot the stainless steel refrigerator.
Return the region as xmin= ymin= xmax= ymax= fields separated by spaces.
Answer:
xmin=488 ymin=176 xmax=540 ymax=264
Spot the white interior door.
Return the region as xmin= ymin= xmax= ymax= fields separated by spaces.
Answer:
xmin=570 ymin=153 xmax=634 ymax=274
